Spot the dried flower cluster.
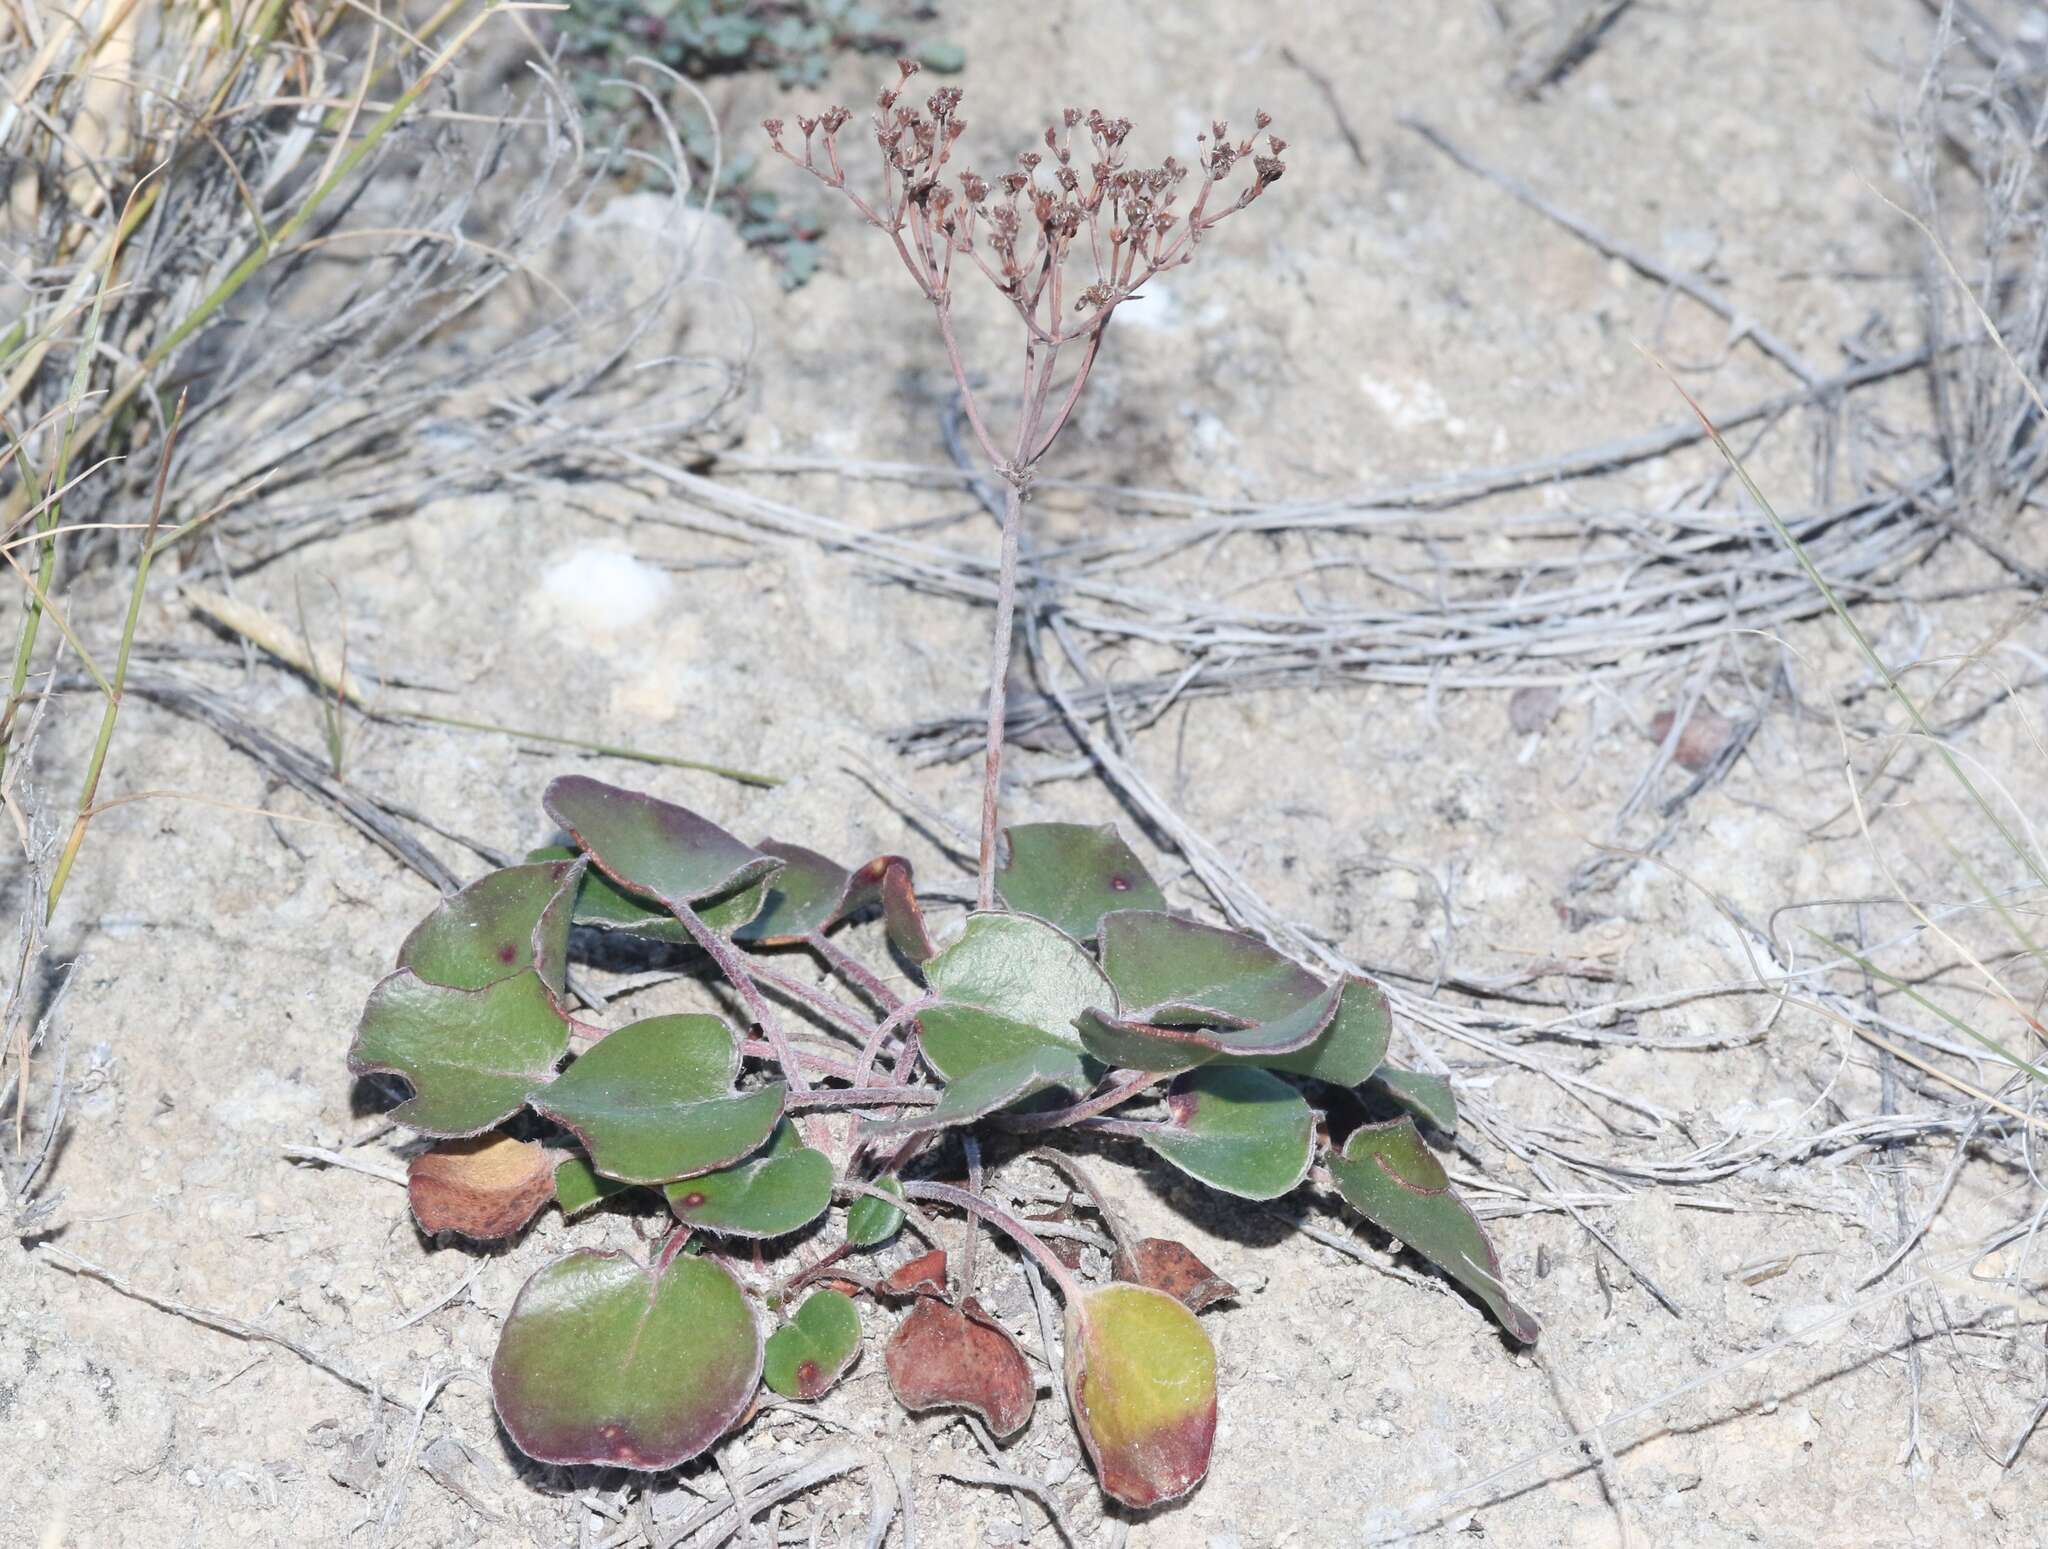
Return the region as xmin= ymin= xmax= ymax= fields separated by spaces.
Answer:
xmin=768 ymin=60 xmax=1285 ymax=917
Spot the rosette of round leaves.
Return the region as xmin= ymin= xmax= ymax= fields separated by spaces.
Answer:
xmin=763 ymin=1289 xmax=862 ymax=1399
xmin=1065 ymin=1284 xmax=1218 ymax=1508
xmin=1088 ymin=911 xmax=1391 ymax=1085
xmin=527 ymin=1015 xmax=784 ymax=1185
xmin=916 ymin=912 xmax=1115 ymax=1081
xmin=492 ymin=1245 xmax=761 ymax=1470
xmin=664 ymin=1120 xmax=833 ymax=1237
xmin=349 ymin=968 xmax=569 ymax=1137
xmin=1328 ymin=1116 xmax=1539 ymax=1343
xmin=1133 ymin=1066 xmax=1315 ymax=1200
xmin=994 ymin=821 xmax=1167 ymax=939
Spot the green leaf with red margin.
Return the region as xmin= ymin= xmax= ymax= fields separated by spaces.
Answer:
xmin=399 ymin=859 xmax=582 ymax=995
xmin=491 ymin=1247 xmax=761 ymax=1470
xmin=664 ymin=1121 xmax=833 ymax=1237
xmin=732 ymin=840 xmax=854 ymax=943
xmin=762 ymin=1289 xmax=862 ymax=1399
xmin=885 ymin=1296 xmax=1033 ymax=1436
xmin=994 ymin=822 xmax=1167 ymax=940
xmin=408 ymin=1133 xmax=556 ymax=1240
xmin=925 ymin=911 xmax=1114 ymax=1057
xmin=350 ymin=968 xmax=569 ymax=1137
xmin=1074 ymin=979 xmax=1338 ymax=1074
xmin=1135 ymin=1066 xmax=1315 ymax=1200
xmin=1065 ymin=1284 xmax=1218 ymax=1508
xmin=1327 ymin=1117 xmax=1538 ymax=1343
xmin=542 ymin=776 xmax=781 ymax=931
xmin=526 ymin=843 xmax=688 ymax=943
xmin=1370 ymin=1066 xmax=1458 ymax=1134
xmin=870 ymin=1046 xmax=1087 ymax=1139
xmin=1097 ymin=911 xmax=1390 ymax=1085
xmin=527 ymin=1015 xmax=785 ymax=1184
xmin=917 ymin=1002 xmax=1091 ymax=1083
xmin=554 ymin=1152 xmax=635 ymax=1218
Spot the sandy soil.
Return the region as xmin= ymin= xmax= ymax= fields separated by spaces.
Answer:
xmin=7 ymin=1 xmax=2048 ymax=1545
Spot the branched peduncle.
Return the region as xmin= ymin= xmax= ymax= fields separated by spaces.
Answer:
xmin=769 ymin=65 xmax=1285 ymax=907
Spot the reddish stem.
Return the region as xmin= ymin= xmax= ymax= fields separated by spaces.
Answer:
xmin=902 ymin=1179 xmax=1085 ymax=1304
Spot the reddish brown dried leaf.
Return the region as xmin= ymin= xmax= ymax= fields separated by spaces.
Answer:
xmin=884 ymin=1296 xmax=1034 ymax=1437
xmin=882 ymin=1248 xmax=949 ymax=1297
xmin=1111 ymin=1238 xmax=1237 ymax=1313
xmin=409 ymin=1134 xmax=555 ymax=1240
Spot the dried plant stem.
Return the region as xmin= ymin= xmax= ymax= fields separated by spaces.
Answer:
xmin=902 ymin=1178 xmax=1085 ymax=1304
xmin=45 ymin=393 xmax=184 ymax=916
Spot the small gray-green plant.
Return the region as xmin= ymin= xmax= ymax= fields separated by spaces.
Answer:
xmin=351 ymin=68 xmax=1537 ymax=1512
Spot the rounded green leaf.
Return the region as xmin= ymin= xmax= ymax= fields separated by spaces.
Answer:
xmin=846 ymin=1175 xmax=905 ymax=1247
xmin=763 ymin=1289 xmax=862 ymax=1399
xmin=1065 ymin=1284 xmax=1217 ymax=1509
xmin=528 ymin=1015 xmax=785 ymax=1184
xmin=1136 ymin=1067 xmax=1314 ymax=1200
xmin=665 ymin=1121 xmax=833 ymax=1237
xmin=527 ymin=843 xmax=688 ymax=943
xmin=994 ymin=822 xmax=1167 ymax=940
xmin=349 ymin=968 xmax=569 ymax=1138
xmin=733 ymin=840 xmax=853 ymax=943
xmin=1076 ymin=980 xmax=1338 ymax=1074
xmin=918 ymin=1002 xmax=1094 ymax=1083
xmin=925 ymin=911 xmax=1114 ymax=1052
xmin=491 ymin=1248 xmax=762 ymax=1470
xmin=554 ymin=1153 xmax=635 ymax=1218
xmin=398 ymin=859 xmax=582 ymax=994
xmin=544 ymin=776 xmax=780 ymax=918
xmin=1370 ymin=1066 xmax=1458 ymax=1133
xmin=1328 ymin=1117 xmax=1538 ymax=1343
xmin=873 ymin=1047 xmax=1087 ymax=1139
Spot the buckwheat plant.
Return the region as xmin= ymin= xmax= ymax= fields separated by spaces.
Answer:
xmin=349 ymin=68 xmax=1535 ymax=1519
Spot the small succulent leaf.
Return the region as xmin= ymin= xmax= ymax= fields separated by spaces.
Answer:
xmin=491 ymin=1249 xmax=762 ymax=1470
xmin=882 ymin=1247 xmax=949 ymax=1296
xmin=554 ymin=1152 xmax=635 ymax=1218
xmin=872 ymin=1047 xmax=1087 ymax=1138
xmin=918 ymin=1002 xmax=1098 ymax=1083
xmin=1137 ymin=1066 xmax=1315 ymax=1200
xmin=1098 ymin=910 xmax=1321 ymax=1023
xmin=527 ymin=1015 xmax=785 ymax=1185
xmin=398 ymin=859 xmax=582 ymax=994
xmin=1065 ymin=1284 xmax=1218 ymax=1509
xmin=1224 ymin=976 xmax=1392 ymax=1087
xmin=663 ymin=1121 xmax=833 ymax=1238
xmin=846 ymin=1175 xmax=905 ymax=1248
xmin=543 ymin=775 xmax=781 ymax=918
xmin=763 ymin=1289 xmax=863 ymax=1399
xmin=1075 ymin=979 xmax=1339 ymax=1074
xmin=408 ymin=1133 xmax=555 ymax=1240
xmin=1328 ymin=1117 xmax=1539 ymax=1343
xmin=1370 ymin=1066 xmax=1458 ymax=1134
xmin=885 ymin=1296 xmax=1034 ymax=1437
xmin=846 ymin=855 xmax=935 ymax=962
xmin=527 ymin=843 xmax=688 ymax=943
xmin=350 ymin=968 xmax=569 ymax=1138
xmin=1112 ymin=1238 xmax=1237 ymax=1312
xmin=733 ymin=840 xmax=852 ymax=943
xmin=925 ymin=911 xmax=1114 ymax=1051
xmin=994 ymin=822 xmax=1167 ymax=939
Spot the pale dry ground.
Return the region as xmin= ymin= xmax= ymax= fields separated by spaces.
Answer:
xmin=6 ymin=2 xmax=2048 ymax=1546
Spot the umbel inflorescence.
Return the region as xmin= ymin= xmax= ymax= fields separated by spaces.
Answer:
xmin=768 ymin=64 xmax=1286 ymax=913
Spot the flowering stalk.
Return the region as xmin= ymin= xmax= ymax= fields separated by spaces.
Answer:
xmin=769 ymin=63 xmax=1285 ymax=907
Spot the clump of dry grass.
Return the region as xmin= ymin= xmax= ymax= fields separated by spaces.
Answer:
xmin=0 ymin=0 xmax=740 ymax=1227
